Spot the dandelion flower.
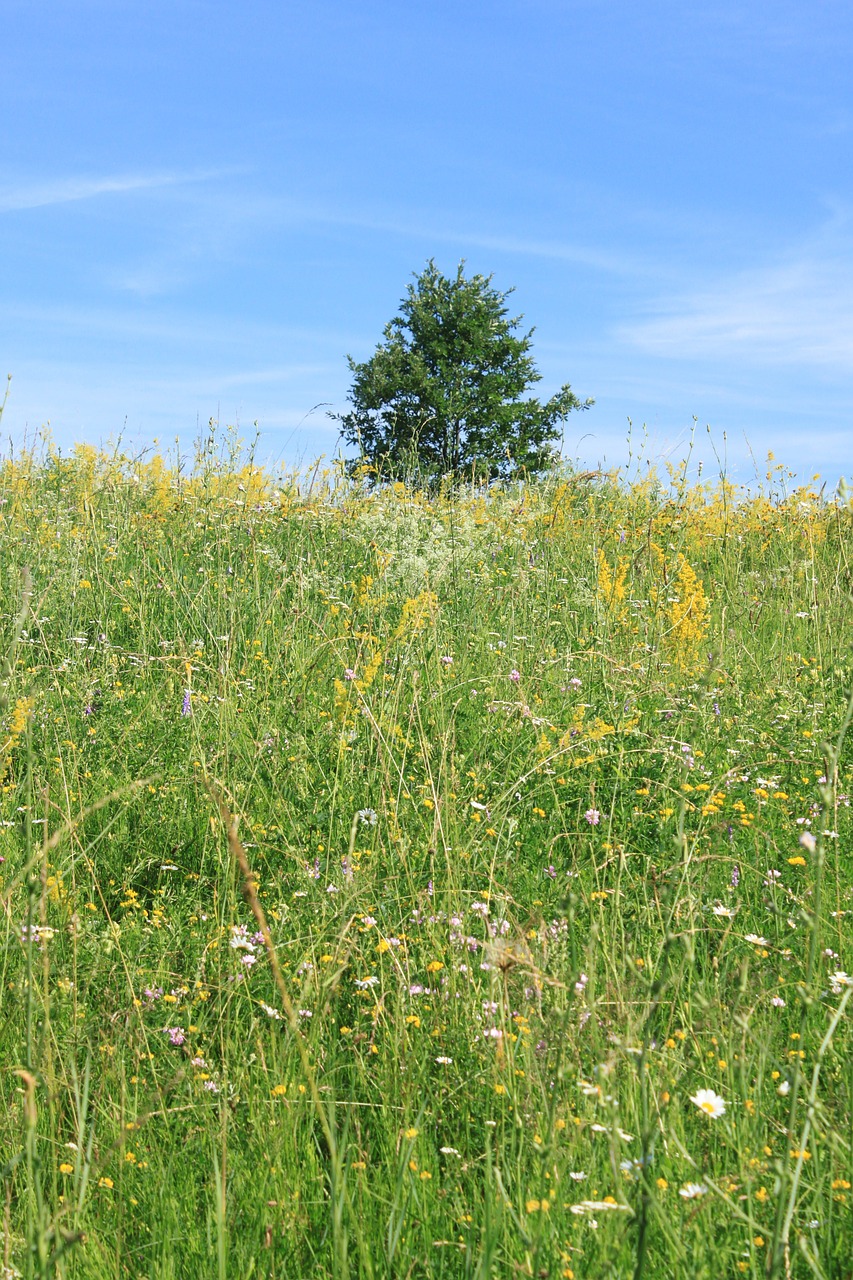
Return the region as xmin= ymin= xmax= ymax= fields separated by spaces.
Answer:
xmin=690 ymin=1089 xmax=726 ymax=1118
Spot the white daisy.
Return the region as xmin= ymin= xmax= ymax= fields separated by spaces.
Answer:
xmin=690 ymin=1088 xmax=726 ymax=1118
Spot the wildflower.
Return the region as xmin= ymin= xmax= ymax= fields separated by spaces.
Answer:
xmin=690 ymin=1089 xmax=726 ymax=1118
xmin=440 ymin=655 xmax=453 ymax=666
xmin=440 ymin=1146 xmax=460 ymax=1156
xmin=181 ymin=689 xmax=191 ymax=716
xmin=355 ymin=975 xmax=379 ymax=989
xmin=403 ymin=1126 xmax=419 ymax=1139
xmin=509 ymin=669 xmax=521 ymax=683
xmin=679 ymin=1183 xmax=708 ymax=1199
xmin=584 ymin=808 xmax=600 ymax=826
xmin=165 ymin=1027 xmax=186 ymax=1046
xmin=829 ymin=971 xmax=853 ymax=994
xmin=98 ymin=1176 xmax=114 ymax=1188
xmin=435 ymin=1056 xmax=453 ymax=1064
xmin=731 ymin=864 xmax=740 ymax=887
xmin=356 ymin=808 xmax=378 ymax=825
xmin=59 ymin=1163 xmax=74 ymax=1175
xmin=569 ymin=1199 xmax=628 ymax=1214
xmin=344 ymin=668 xmax=356 ymax=681
xmin=771 ymin=996 xmax=786 ymax=1007
xmin=787 ymin=856 xmax=806 ymax=867
xmin=799 ymin=831 xmax=817 ymax=853
xmin=298 ymin=1009 xmax=313 ymax=1019
xmin=712 ymin=903 xmax=736 ymax=919
xmin=777 ymin=1080 xmax=791 ymax=1096
xmin=569 ymin=1171 xmax=587 ymax=1181
xmin=745 ymin=934 xmax=769 ymax=946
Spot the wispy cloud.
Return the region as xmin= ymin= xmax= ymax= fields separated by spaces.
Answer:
xmin=0 ymin=167 xmax=240 ymax=214
xmin=619 ymin=250 xmax=853 ymax=371
xmin=313 ymin=207 xmax=647 ymax=276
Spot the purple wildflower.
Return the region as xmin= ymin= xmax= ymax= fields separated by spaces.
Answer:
xmin=181 ymin=689 xmax=191 ymax=717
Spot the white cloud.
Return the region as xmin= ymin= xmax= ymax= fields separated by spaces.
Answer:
xmin=619 ymin=252 xmax=853 ymax=371
xmin=0 ymin=167 xmax=238 ymax=214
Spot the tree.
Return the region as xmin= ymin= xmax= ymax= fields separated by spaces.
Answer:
xmin=333 ymin=260 xmax=592 ymax=482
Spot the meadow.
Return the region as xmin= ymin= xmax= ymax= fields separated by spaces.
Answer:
xmin=0 ymin=432 xmax=851 ymax=1279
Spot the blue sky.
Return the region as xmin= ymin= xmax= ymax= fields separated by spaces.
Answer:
xmin=2 ymin=0 xmax=852 ymax=483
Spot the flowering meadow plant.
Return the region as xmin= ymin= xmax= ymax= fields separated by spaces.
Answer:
xmin=0 ymin=439 xmax=850 ymax=1277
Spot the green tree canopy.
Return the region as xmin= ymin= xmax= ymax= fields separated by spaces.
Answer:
xmin=333 ymin=261 xmax=592 ymax=482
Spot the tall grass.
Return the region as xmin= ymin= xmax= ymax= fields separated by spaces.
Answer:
xmin=0 ymin=434 xmax=850 ymax=1278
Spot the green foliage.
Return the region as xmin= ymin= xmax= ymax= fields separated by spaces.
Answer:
xmin=0 ymin=438 xmax=851 ymax=1278
xmin=333 ymin=260 xmax=592 ymax=481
